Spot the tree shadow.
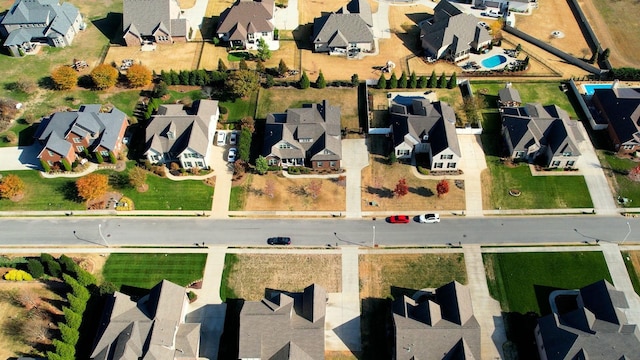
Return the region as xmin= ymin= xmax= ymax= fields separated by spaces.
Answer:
xmin=366 ymin=186 xmax=394 ymax=198
xmin=91 ymin=12 xmax=124 ymax=45
xmin=78 ymin=74 xmax=94 ymax=89
xmin=57 ymin=180 xmax=81 ymax=202
xmin=109 ymin=173 xmax=130 ymax=190
xmin=409 ymin=186 xmax=434 ymax=197
xmin=38 ymin=76 xmax=55 ymax=90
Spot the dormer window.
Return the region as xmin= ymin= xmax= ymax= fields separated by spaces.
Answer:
xmin=562 ymin=152 xmax=572 ymax=156
xmin=279 ymin=143 xmax=292 ymax=149
xmin=299 ymin=138 xmax=313 ymax=143
xmin=167 ymin=131 xmax=175 ymax=140
xmin=422 ymin=134 xmax=429 ymax=141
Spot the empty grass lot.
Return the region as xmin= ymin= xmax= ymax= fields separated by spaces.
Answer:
xmin=483 ymin=251 xmax=612 ymax=315
xmin=102 ymin=253 xmax=207 ymax=291
xmin=598 ymin=152 xmax=640 ymax=205
xmin=622 ymin=251 xmax=640 ymax=295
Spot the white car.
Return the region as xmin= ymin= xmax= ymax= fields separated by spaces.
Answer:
xmin=229 ymin=131 xmax=238 ymax=145
xmin=216 ymin=131 xmax=226 ymax=146
xmin=419 ymin=213 xmax=440 ymax=223
xmin=227 ymin=147 xmax=237 ymax=163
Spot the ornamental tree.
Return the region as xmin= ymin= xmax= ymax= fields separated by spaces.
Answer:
xmin=226 ymin=70 xmax=260 ymax=98
xmin=125 ymin=64 xmax=152 ymax=87
xmin=90 ymin=64 xmax=118 ymax=89
xmin=51 ymin=66 xmax=77 ymax=90
xmin=437 ymin=179 xmax=450 ymax=197
xmin=75 ymin=173 xmax=109 ymax=201
xmin=0 ymin=174 xmax=25 ymax=199
xmin=394 ymin=178 xmax=409 ymax=197
xmin=299 ymin=71 xmax=310 ymax=89
xmin=256 ymin=38 xmax=272 ymax=61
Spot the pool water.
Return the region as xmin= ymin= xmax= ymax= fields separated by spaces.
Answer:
xmin=481 ymin=54 xmax=507 ymax=68
xmin=582 ymin=83 xmax=612 ymax=96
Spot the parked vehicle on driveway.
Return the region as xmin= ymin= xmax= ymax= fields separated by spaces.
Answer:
xmin=229 ymin=131 xmax=238 ymax=145
xmin=388 ymin=215 xmax=410 ymax=224
xmin=216 ymin=131 xmax=226 ymax=146
xmin=419 ymin=213 xmax=441 ymax=223
xmin=227 ymin=148 xmax=237 ymax=163
xmin=267 ymin=237 xmax=291 ymax=245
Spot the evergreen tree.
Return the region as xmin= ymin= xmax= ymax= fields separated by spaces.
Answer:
xmin=409 ymin=71 xmax=417 ymax=89
xmin=239 ymin=59 xmax=248 ymax=70
xmin=427 ymin=70 xmax=437 ymax=88
xmin=217 ymin=58 xmax=227 ymax=72
xmin=265 ymin=74 xmax=275 ymax=88
xmin=255 ymin=60 xmax=265 ymax=73
xmin=437 ymin=72 xmax=447 ymax=88
xmin=351 ymin=73 xmax=359 ymax=87
xmin=299 ymin=71 xmax=310 ymax=89
xmin=377 ymin=73 xmax=387 ymax=89
xmin=447 ymin=72 xmax=457 ymax=89
xmin=388 ymin=72 xmax=398 ymax=89
xmin=316 ymin=70 xmax=326 ymax=88
xmin=278 ymin=59 xmax=289 ymax=76
xmin=169 ymin=70 xmax=179 ymax=85
xmin=398 ymin=72 xmax=407 ymax=88
xmin=418 ymin=75 xmax=427 ymax=88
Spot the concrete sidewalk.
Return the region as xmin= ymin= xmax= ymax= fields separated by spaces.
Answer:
xmin=599 ymin=242 xmax=640 ymax=325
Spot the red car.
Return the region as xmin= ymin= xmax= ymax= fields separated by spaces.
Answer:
xmin=389 ymin=215 xmax=410 ymax=224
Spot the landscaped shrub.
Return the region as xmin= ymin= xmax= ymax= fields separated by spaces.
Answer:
xmin=99 ymin=281 xmax=118 ymax=296
xmin=109 ymin=151 xmax=117 ymax=164
xmin=40 ymin=159 xmax=51 ymax=172
xmin=67 ymin=294 xmax=87 ymax=314
xmin=238 ymin=128 xmax=252 ymax=162
xmin=61 ymin=159 xmax=71 ymax=172
xmin=75 ymin=268 xmax=97 ymax=287
xmin=219 ymin=106 xmax=228 ymax=115
xmin=187 ymin=290 xmax=197 ymax=302
xmin=95 ymin=151 xmax=104 ymax=164
xmin=377 ymin=74 xmax=386 ymax=89
xmin=388 ymin=73 xmax=398 ymax=89
xmin=45 ymin=259 xmax=62 ymax=278
xmin=417 ymin=166 xmax=430 ymax=175
xmin=4 ymin=269 xmax=33 ymax=281
xmin=27 ymin=259 xmax=45 ymax=278
xmin=58 ymin=323 xmax=79 ymax=345
xmin=51 ymin=339 xmax=75 ymax=359
xmin=63 ymin=307 xmax=82 ymax=329
xmin=59 ymin=255 xmax=77 ymax=276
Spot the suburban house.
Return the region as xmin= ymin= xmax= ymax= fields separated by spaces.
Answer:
xmin=419 ymin=1 xmax=492 ymax=62
xmin=591 ymin=86 xmax=640 ymax=155
xmin=239 ymin=284 xmax=327 ymax=360
xmin=216 ymin=0 xmax=278 ymax=51
xmin=501 ymin=103 xmax=581 ymax=168
xmin=392 ymin=281 xmax=481 ymax=359
xmin=389 ymin=97 xmax=461 ymax=170
xmin=0 ymin=0 xmax=85 ymax=57
xmin=144 ymin=99 xmax=219 ymax=170
xmin=312 ymin=0 xmax=374 ymax=57
xmin=90 ymin=280 xmax=201 ymax=360
xmin=122 ymin=0 xmax=193 ymax=46
xmin=34 ymin=104 xmax=128 ymax=168
xmin=474 ymin=0 xmax=536 ymax=13
xmin=498 ymin=83 xmax=522 ymax=107
xmin=535 ymin=280 xmax=640 ymax=360
xmin=262 ymin=100 xmax=342 ymax=170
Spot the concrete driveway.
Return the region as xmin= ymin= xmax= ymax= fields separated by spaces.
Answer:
xmin=182 ymin=0 xmax=209 ymax=33
xmin=273 ymin=0 xmax=299 ymax=30
xmin=342 ymin=139 xmax=369 ymax=218
xmin=0 ymin=145 xmax=41 ymax=171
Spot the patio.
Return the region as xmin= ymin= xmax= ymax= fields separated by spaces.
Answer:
xmin=458 ymin=47 xmax=520 ymax=72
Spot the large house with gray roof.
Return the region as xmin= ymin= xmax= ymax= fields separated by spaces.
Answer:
xmin=390 ymin=97 xmax=461 ymax=170
xmin=312 ymin=0 xmax=374 ymax=57
xmin=591 ymin=86 xmax=640 ymax=155
xmin=216 ymin=0 xmax=277 ymax=51
xmin=90 ymin=279 xmax=200 ymax=360
xmin=144 ymin=99 xmax=219 ymax=170
xmin=419 ymin=1 xmax=491 ymax=62
xmin=262 ymin=100 xmax=342 ymax=170
xmin=0 ymin=0 xmax=85 ymax=57
xmin=34 ymin=104 xmax=128 ymax=169
xmin=392 ymin=281 xmax=481 ymax=359
xmin=122 ymin=0 xmax=193 ymax=46
xmin=535 ymin=280 xmax=640 ymax=360
xmin=239 ymin=284 xmax=326 ymax=360
xmin=501 ymin=103 xmax=581 ymax=168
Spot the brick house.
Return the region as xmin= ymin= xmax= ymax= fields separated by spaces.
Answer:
xmin=591 ymin=87 xmax=640 ymax=155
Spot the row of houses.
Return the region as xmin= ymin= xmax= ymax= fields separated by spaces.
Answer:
xmin=2 ymin=0 xmax=496 ymax=63
xmin=88 ymin=278 xmax=640 ymax=359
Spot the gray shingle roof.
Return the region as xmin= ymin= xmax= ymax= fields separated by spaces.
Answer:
xmin=336 ymin=0 xmax=373 ymax=26
xmin=499 ymin=87 xmax=522 ymax=104
xmin=592 ymin=87 xmax=640 ymax=146
xmin=90 ymin=280 xmax=200 ymax=360
xmin=313 ymin=13 xmax=373 ymax=46
xmin=123 ymin=0 xmax=189 ymax=38
xmin=537 ymin=280 xmax=640 ymax=360
xmin=145 ymin=99 xmax=218 ymax=158
xmin=392 ymin=281 xmax=481 ymax=359
xmin=391 ymin=98 xmax=461 ymax=157
xmin=1 ymin=0 xmax=80 ymax=46
xmin=216 ymin=0 xmax=274 ymax=36
xmin=239 ymin=284 xmax=326 ymax=360
xmin=262 ymin=100 xmax=342 ymax=163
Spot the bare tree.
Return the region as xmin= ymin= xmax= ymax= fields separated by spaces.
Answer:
xmin=265 ymin=179 xmax=275 ymax=199
xmin=24 ymin=317 xmax=50 ymax=343
xmin=306 ymin=180 xmax=322 ymax=199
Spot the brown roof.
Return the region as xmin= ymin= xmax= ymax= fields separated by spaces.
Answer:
xmin=216 ymin=0 xmax=274 ymax=37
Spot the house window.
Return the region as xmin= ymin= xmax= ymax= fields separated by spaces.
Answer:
xmin=76 ymin=146 xmax=84 ymax=152
xmin=562 ymin=152 xmax=572 ymax=156
xmin=433 ymin=162 xmax=443 ymax=168
xmin=299 ymin=138 xmax=313 ymax=143
xmin=330 ymin=161 xmax=336 ymax=168
xmin=48 ymin=150 xmax=54 ymax=157
xmin=101 ymin=150 xmax=109 ymax=157
xmin=317 ymin=161 xmax=323 ymax=167
xmin=515 ymin=151 xmax=525 ymax=158
xmin=268 ymin=158 xmax=278 ymax=166
xmin=47 ymin=160 xmax=53 ymax=166
xmin=151 ymin=155 xmax=160 ymax=161
xmin=623 ymin=145 xmax=634 ymax=150
xmin=73 ymin=137 xmax=81 ymax=143
xmin=262 ymin=32 xmax=268 ymax=36
xmin=279 ymin=143 xmax=292 ymax=149
xmin=551 ymin=160 xmax=561 ymax=167
xmin=447 ymin=162 xmax=457 ymax=168
xmin=197 ymin=161 xmax=204 ymax=167
xmin=566 ymin=160 xmax=575 ymax=167
xmin=397 ymin=149 xmax=410 ymax=156
xmin=184 ymin=162 xmax=192 ymax=168
xmin=440 ymin=154 xmax=453 ymax=160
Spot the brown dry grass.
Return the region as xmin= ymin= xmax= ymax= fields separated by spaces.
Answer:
xmin=104 ymin=43 xmax=201 ymax=73
xmin=226 ymin=254 xmax=342 ymax=300
xmin=361 ymin=156 xmax=465 ymax=212
xmin=359 ymin=253 xmax=467 ymax=299
xmin=626 ymin=251 xmax=640 ymax=281
xmin=177 ymin=0 xmax=196 ymax=9
xmin=239 ymin=173 xmax=346 ymax=211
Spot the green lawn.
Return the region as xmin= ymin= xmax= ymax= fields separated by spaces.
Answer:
xmin=484 ymin=251 xmax=612 ymax=315
xmin=102 ymin=253 xmax=207 ymax=292
xmin=220 ymin=91 xmax=259 ymax=122
xmin=228 ymin=186 xmax=246 ymax=211
xmin=0 ymin=170 xmax=85 ymax=211
xmin=599 ymin=152 xmax=640 ymax=204
xmin=0 ymin=119 xmax=37 ymax=148
xmin=227 ymin=52 xmax=252 ymax=62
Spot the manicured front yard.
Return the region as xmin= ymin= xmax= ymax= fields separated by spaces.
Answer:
xmin=0 ymin=170 xmax=86 ymax=211
xmin=102 ymin=253 xmax=207 ymax=292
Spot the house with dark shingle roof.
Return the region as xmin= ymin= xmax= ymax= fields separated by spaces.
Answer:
xmin=90 ymin=280 xmax=200 ymax=360
xmin=392 ymin=281 xmax=481 ymax=359
xmin=216 ymin=0 xmax=277 ymax=51
xmin=312 ymin=0 xmax=374 ymax=57
xmin=419 ymin=1 xmax=491 ymax=62
xmin=239 ymin=284 xmax=326 ymax=360
xmin=390 ymin=97 xmax=461 ymax=170
xmin=591 ymin=87 xmax=640 ymax=155
xmin=262 ymin=100 xmax=342 ymax=170
xmin=0 ymin=0 xmax=85 ymax=57
xmin=535 ymin=280 xmax=640 ymax=360
xmin=122 ymin=0 xmax=192 ymax=46
xmin=501 ymin=103 xmax=581 ymax=168
xmin=34 ymin=104 xmax=128 ymax=169
xmin=144 ymin=99 xmax=219 ymax=170
xmin=498 ymin=83 xmax=522 ymax=108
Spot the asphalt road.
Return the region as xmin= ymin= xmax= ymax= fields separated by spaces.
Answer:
xmin=0 ymin=216 xmax=637 ymax=247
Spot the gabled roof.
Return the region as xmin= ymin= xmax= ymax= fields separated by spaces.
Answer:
xmin=498 ymin=87 xmax=522 ymax=104
xmin=216 ymin=0 xmax=274 ymax=35
xmin=390 ymin=98 xmax=461 ymax=157
xmin=123 ymin=0 xmax=189 ymax=38
xmin=1 ymin=0 xmax=80 ymax=46
xmin=392 ymin=281 xmax=481 ymax=359
xmin=239 ymin=284 xmax=326 ymax=360
xmin=144 ymin=99 xmax=218 ymax=158
xmin=336 ymin=0 xmax=373 ymax=26
xmin=537 ymin=280 xmax=640 ymax=360
xmin=262 ymin=100 xmax=342 ymax=162
xmin=592 ymin=87 xmax=640 ymax=145
xmin=313 ymin=13 xmax=373 ymax=46
xmin=91 ymin=280 xmax=199 ymax=360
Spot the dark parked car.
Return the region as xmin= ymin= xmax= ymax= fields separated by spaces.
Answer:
xmin=388 ymin=215 xmax=410 ymax=224
xmin=267 ymin=237 xmax=291 ymax=245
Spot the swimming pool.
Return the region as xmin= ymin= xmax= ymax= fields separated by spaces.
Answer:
xmin=582 ymin=83 xmax=612 ymax=95
xmin=481 ymin=54 xmax=507 ymax=69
